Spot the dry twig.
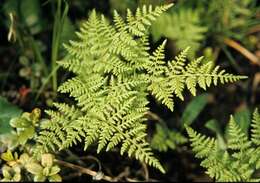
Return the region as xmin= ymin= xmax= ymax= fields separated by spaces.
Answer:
xmin=224 ymin=38 xmax=260 ymax=66
xmin=55 ymin=159 xmax=114 ymax=182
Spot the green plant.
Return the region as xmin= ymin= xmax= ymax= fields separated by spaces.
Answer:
xmin=1 ymin=151 xmax=61 ymax=182
xmin=151 ymin=123 xmax=187 ymax=152
xmin=150 ymin=93 xmax=212 ymax=152
xmin=33 ymin=3 xmax=247 ymax=174
xmin=25 ymin=153 xmax=61 ymax=182
xmin=1 ymin=0 xmax=75 ymax=101
xmin=0 ymin=108 xmax=61 ymax=182
xmin=151 ymin=8 xmax=207 ymax=58
xmin=149 ymin=0 xmax=260 ymax=67
xmin=0 ymin=96 xmax=22 ymax=135
xmin=186 ymin=109 xmax=260 ymax=182
xmin=0 ymin=108 xmax=41 ymax=149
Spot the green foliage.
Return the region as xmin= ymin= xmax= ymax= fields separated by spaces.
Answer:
xmin=25 ymin=154 xmax=61 ymax=182
xmin=150 ymin=0 xmax=260 ymax=66
xmin=3 ymin=0 xmax=44 ymax=35
xmin=151 ymin=8 xmax=207 ymax=58
xmin=204 ymin=0 xmax=258 ymax=41
xmin=0 ymin=108 xmax=41 ymax=149
xmin=34 ymin=4 xmax=245 ymax=173
xmin=181 ymin=93 xmax=210 ymax=127
xmin=233 ymin=106 xmax=251 ymax=136
xmin=173 ymin=0 xmax=259 ymax=41
xmin=0 ymin=109 xmax=62 ymax=182
xmin=187 ymin=109 xmax=260 ymax=182
xmin=0 ymin=97 xmax=22 ymax=135
xmin=1 ymin=152 xmax=61 ymax=182
xmin=1 ymin=0 xmax=75 ymax=96
xmin=151 ymin=123 xmax=187 ymax=152
xmin=20 ymin=0 xmax=44 ymax=35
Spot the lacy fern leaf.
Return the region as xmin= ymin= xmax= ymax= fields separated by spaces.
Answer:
xmin=151 ymin=9 xmax=207 ymax=58
xmin=187 ymin=109 xmax=260 ymax=182
xmin=35 ymin=4 xmax=246 ymax=173
xmin=151 ymin=123 xmax=187 ymax=152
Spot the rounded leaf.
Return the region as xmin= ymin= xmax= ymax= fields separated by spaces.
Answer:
xmin=33 ymin=174 xmax=46 ymax=182
xmin=30 ymin=108 xmax=41 ymax=124
xmin=10 ymin=117 xmax=31 ymax=128
xmin=2 ymin=166 xmax=11 ymax=178
xmin=42 ymin=167 xmax=50 ymax=176
xmin=18 ymin=153 xmax=30 ymax=165
xmin=18 ymin=127 xmax=35 ymax=145
xmin=1 ymin=150 xmax=14 ymax=162
xmin=48 ymin=174 xmax=62 ymax=182
xmin=26 ymin=162 xmax=43 ymax=175
xmin=13 ymin=173 xmax=21 ymax=182
xmin=13 ymin=165 xmax=21 ymax=174
xmin=1 ymin=178 xmax=11 ymax=182
xmin=41 ymin=154 xmax=54 ymax=167
xmin=49 ymin=166 xmax=60 ymax=176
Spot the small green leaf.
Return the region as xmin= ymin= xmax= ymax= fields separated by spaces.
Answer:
xmin=43 ymin=167 xmax=50 ymax=176
xmin=1 ymin=150 xmax=14 ymax=162
xmin=0 ymin=133 xmax=19 ymax=150
xmin=13 ymin=164 xmax=21 ymax=173
xmin=41 ymin=154 xmax=54 ymax=168
xmin=30 ymin=108 xmax=41 ymax=124
xmin=2 ymin=166 xmax=11 ymax=178
xmin=34 ymin=174 xmax=46 ymax=182
xmin=49 ymin=166 xmax=61 ymax=176
xmin=10 ymin=117 xmax=31 ymax=128
xmin=26 ymin=162 xmax=43 ymax=175
xmin=13 ymin=173 xmax=21 ymax=182
xmin=205 ymin=119 xmax=221 ymax=134
xmin=181 ymin=93 xmax=210 ymax=127
xmin=1 ymin=178 xmax=11 ymax=182
xmin=0 ymin=97 xmax=22 ymax=134
xmin=18 ymin=127 xmax=35 ymax=145
xmin=19 ymin=153 xmax=30 ymax=165
xmin=49 ymin=174 xmax=62 ymax=182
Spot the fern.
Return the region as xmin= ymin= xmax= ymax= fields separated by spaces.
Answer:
xmin=187 ymin=109 xmax=260 ymax=182
xmin=151 ymin=123 xmax=187 ymax=152
xmin=35 ymin=4 xmax=246 ymax=173
xmin=151 ymin=9 xmax=207 ymax=58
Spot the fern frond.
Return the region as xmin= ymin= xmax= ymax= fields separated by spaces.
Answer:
xmin=227 ymin=116 xmax=251 ymax=153
xmin=251 ymin=109 xmax=260 ymax=145
xmin=126 ymin=4 xmax=173 ymax=36
xmin=146 ymin=40 xmax=167 ymax=76
xmin=113 ymin=10 xmax=126 ymax=31
xmin=151 ymin=9 xmax=207 ymax=58
xmin=186 ymin=126 xmax=217 ymax=158
xmin=35 ymin=4 xmax=246 ymax=174
xmin=187 ymin=109 xmax=260 ymax=182
xmin=147 ymin=48 xmax=246 ymax=111
xmin=151 ymin=124 xmax=187 ymax=152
